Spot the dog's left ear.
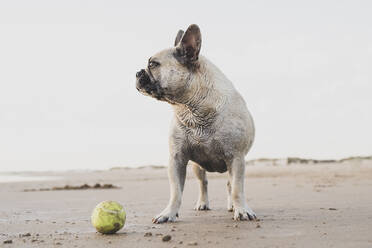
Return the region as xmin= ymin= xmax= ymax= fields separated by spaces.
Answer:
xmin=174 ymin=30 xmax=184 ymax=46
xmin=175 ymin=24 xmax=202 ymax=66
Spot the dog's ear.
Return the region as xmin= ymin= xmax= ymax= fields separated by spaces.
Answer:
xmin=174 ymin=30 xmax=184 ymax=46
xmin=175 ymin=24 xmax=202 ymax=67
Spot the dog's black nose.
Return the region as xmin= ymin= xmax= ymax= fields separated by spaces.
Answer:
xmin=136 ymin=69 xmax=146 ymax=78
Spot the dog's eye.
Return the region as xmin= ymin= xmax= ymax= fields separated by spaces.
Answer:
xmin=148 ymin=61 xmax=160 ymax=69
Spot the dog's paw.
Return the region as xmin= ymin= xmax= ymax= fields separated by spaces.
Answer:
xmin=227 ymin=199 xmax=234 ymax=212
xmin=194 ymin=201 xmax=210 ymax=211
xmin=152 ymin=211 xmax=178 ymax=224
xmin=233 ymin=206 xmax=257 ymax=221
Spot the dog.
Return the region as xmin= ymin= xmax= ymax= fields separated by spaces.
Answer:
xmin=136 ymin=24 xmax=256 ymax=223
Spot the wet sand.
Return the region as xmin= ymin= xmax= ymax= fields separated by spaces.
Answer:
xmin=1 ymin=161 xmax=372 ymax=247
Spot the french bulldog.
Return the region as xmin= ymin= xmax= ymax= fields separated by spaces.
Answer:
xmin=136 ymin=24 xmax=256 ymax=223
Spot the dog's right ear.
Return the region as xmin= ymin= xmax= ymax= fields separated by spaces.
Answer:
xmin=174 ymin=30 xmax=184 ymax=46
xmin=174 ymin=24 xmax=202 ymax=69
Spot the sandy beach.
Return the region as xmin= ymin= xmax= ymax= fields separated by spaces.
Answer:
xmin=1 ymin=159 xmax=372 ymax=247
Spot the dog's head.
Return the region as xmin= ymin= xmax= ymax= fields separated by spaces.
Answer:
xmin=136 ymin=24 xmax=202 ymax=104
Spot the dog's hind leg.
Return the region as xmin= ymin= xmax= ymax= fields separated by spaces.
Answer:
xmin=227 ymin=179 xmax=233 ymax=212
xmin=191 ymin=162 xmax=210 ymax=210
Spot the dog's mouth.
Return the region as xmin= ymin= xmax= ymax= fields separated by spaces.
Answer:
xmin=135 ymin=69 xmax=165 ymax=100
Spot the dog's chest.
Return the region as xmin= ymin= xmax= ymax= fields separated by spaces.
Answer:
xmin=175 ymin=106 xmax=230 ymax=173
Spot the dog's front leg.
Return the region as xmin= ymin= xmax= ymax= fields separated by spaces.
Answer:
xmin=152 ymin=154 xmax=188 ymax=223
xmin=229 ymin=156 xmax=257 ymax=221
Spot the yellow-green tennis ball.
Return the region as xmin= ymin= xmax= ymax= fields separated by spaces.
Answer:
xmin=91 ymin=201 xmax=126 ymax=234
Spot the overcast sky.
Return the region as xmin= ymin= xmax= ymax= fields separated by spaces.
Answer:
xmin=0 ymin=0 xmax=371 ymax=171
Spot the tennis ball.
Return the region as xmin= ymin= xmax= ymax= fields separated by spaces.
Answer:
xmin=91 ymin=201 xmax=126 ymax=234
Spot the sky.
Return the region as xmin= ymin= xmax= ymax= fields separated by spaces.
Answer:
xmin=0 ymin=0 xmax=371 ymax=172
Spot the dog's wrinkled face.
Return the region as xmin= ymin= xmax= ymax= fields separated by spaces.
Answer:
xmin=135 ymin=49 xmax=190 ymax=102
xmin=136 ymin=24 xmax=202 ymax=104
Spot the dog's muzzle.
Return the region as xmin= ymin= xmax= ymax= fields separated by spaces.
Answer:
xmin=136 ymin=69 xmax=151 ymax=91
xmin=135 ymin=69 xmax=164 ymax=100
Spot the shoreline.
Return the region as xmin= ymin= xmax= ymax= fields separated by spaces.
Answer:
xmin=1 ymin=155 xmax=371 ymax=176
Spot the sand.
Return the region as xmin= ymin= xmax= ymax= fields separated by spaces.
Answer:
xmin=1 ymin=161 xmax=372 ymax=247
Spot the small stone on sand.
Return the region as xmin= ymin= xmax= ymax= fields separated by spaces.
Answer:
xmin=162 ymin=235 xmax=172 ymax=242
xmin=188 ymin=241 xmax=198 ymax=246
xmin=21 ymin=233 xmax=31 ymax=237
